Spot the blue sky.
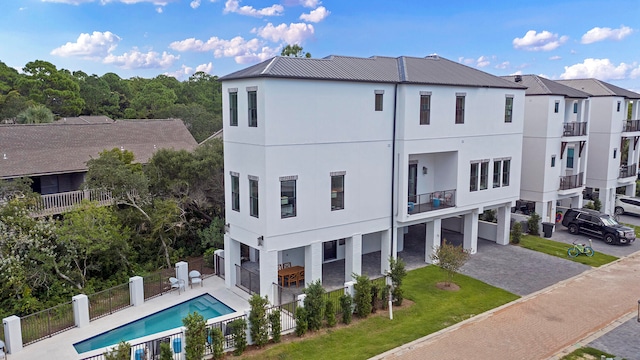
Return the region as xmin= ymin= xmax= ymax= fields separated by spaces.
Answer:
xmin=1 ymin=0 xmax=639 ymax=91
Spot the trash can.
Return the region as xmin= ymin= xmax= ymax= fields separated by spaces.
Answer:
xmin=542 ymin=222 xmax=554 ymax=238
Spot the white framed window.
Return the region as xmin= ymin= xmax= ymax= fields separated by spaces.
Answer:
xmin=331 ymin=172 xmax=345 ymax=210
xmin=229 ymin=89 xmax=238 ymax=126
xmin=280 ymin=176 xmax=297 ymax=218
xmin=249 ymin=176 xmax=259 ymax=217
xmin=554 ymin=101 xmax=560 ymax=113
xmin=504 ymin=96 xmax=514 ymax=123
xmin=375 ymin=90 xmax=384 ymax=111
xmin=230 ymin=172 xmax=240 ymax=211
xmin=455 ymin=94 xmax=465 ymax=124
xmin=420 ymin=92 xmax=431 ymax=125
xmin=247 ymin=88 xmax=257 ymax=127
xmin=470 ymin=162 xmax=479 ymax=192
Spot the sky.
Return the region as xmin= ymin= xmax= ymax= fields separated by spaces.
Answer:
xmin=1 ymin=0 xmax=639 ymax=91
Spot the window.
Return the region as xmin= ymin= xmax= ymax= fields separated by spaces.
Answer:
xmin=551 ymin=155 xmax=556 ymax=167
xmin=249 ymin=178 xmax=259 ymax=217
xmin=554 ymin=101 xmax=560 ymax=113
xmin=617 ymin=101 xmax=621 ymax=112
xmin=455 ymin=95 xmax=465 ymax=124
xmin=420 ymin=94 xmax=431 ymax=125
xmin=567 ymin=148 xmax=574 ymax=168
xmin=504 ymin=96 xmax=513 ymax=123
xmin=375 ymin=91 xmax=383 ymax=111
xmin=502 ymin=159 xmax=511 ymax=186
xmin=614 ymin=148 xmax=617 ymax=159
xmin=248 ymin=90 xmax=257 ymax=127
xmin=231 ymin=173 xmax=240 ymax=211
xmin=493 ymin=161 xmax=501 ymax=188
xmin=480 ymin=161 xmax=489 ymax=190
xmin=331 ymin=173 xmax=345 ymax=210
xmin=280 ymin=178 xmax=296 ymax=218
xmin=470 ymin=163 xmax=479 ymax=192
xmin=573 ymin=102 xmax=578 ymax=114
xmin=229 ymin=91 xmax=238 ymax=126
xmin=323 ymin=240 xmax=337 ymax=261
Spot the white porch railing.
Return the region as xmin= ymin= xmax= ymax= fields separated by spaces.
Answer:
xmin=31 ymin=189 xmax=113 ymax=217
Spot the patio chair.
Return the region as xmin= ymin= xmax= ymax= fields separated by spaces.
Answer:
xmin=297 ymin=270 xmax=305 ymax=287
xmin=285 ymin=272 xmax=297 ymax=287
xmin=282 ymin=262 xmax=291 ymax=268
xmin=169 ymin=277 xmax=185 ymax=294
xmin=189 ymin=270 xmax=203 ymax=288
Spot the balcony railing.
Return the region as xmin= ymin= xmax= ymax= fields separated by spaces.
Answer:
xmin=619 ymin=163 xmax=638 ymax=179
xmin=559 ymin=173 xmax=584 ymax=190
xmin=407 ymin=189 xmax=456 ymax=215
xmin=31 ymin=189 xmax=113 ymax=217
xmin=623 ymin=119 xmax=640 ymax=132
xmin=562 ymin=122 xmax=588 ymax=137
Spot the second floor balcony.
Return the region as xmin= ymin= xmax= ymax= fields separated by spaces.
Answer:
xmin=408 ymin=189 xmax=456 ymax=215
xmin=31 ymin=189 xmax=114 ymax=217
xmin=563 ymin=122 xmax=588 ymax=137
xmin=619 ymin=163 xmax=638 ymax=179
xmin=559 ymin=172 xmax=584 ymax=190
xmin=623 ymin=120 xmax=640 ymax=132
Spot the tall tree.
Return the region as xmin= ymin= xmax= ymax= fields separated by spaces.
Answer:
xmin=281 ymin=44 xmax=311 ymax=58
xmin=0 ymin=90 xmax=33 ymax=121
xmin=130 ymin=81 xmax=177 ymax=118
xmin=16 ymin=104 xmax=54 ymax=124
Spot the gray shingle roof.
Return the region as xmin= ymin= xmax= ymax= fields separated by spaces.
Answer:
xmin=1 ymin=119 xmax=198 ymax=179
xmin=501 ymin=75 xmax=590 ymax=98
xmin=556 ymin=79 xmax=640 ymax=99
xmin=54 ymin=115 xmax=115 ymax=124
xmin=219 ymin=55 xmax=527 ymax=89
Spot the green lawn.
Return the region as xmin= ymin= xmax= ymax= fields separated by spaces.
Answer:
xmin=560 ymin=346 xmax=618 ymax=360
xmin=518 ymin=235 xmax=618 ymax=267
xmin=242 ymin=266 xmax=519 ymax=360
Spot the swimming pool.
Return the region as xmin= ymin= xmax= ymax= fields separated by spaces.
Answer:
xmin=74 ymin=294 xmax=234 ymax=353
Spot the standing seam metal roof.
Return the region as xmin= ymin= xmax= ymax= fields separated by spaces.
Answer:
xmin=219 ymin=55 xmax=527 ymax=89
xmin=556 ymin=79 xmax=640 ymax=99
xmin=501 ymin=75 xmax=590 ymax=98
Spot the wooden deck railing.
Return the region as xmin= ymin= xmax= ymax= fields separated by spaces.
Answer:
xmin=31 ymin=189 xmax=113 ymax=217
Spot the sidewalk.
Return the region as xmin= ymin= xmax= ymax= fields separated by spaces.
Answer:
xmin=372 ymin=251 xmax=640 ymax=360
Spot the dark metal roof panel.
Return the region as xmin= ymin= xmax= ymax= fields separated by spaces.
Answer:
xmin=502 ymin=75 xmax=589 ymax=97
xmin=557 ymin=79 xmax=640 ymax=99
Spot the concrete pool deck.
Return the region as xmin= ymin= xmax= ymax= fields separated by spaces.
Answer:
xmin=9 ymin=276 xmax=251 ymax=360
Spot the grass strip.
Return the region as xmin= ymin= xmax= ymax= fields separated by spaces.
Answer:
xmin=519 ymin=235 xmax=618 ymax=267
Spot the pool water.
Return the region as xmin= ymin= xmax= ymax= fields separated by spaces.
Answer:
xmin=74 ymin=294 xmax=234 ymax=353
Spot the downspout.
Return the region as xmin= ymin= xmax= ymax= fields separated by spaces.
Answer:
xmin=388 ymin=82 xmax=398 ymax=320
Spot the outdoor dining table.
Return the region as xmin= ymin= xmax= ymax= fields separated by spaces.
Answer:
xmin=278 ymin=265 xmax=304 ymax=287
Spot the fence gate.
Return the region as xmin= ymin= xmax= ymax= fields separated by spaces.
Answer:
xmin=214 ymin=254 xmax=225 ymax=279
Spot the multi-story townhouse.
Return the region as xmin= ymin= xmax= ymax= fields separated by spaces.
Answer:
xmin=219 ymin=55 xmax=526 ymax=300
xmin=557 ymin=79 xmax=640 ymax=215
xmin=502 ymin=75 xmax=591 ymax=226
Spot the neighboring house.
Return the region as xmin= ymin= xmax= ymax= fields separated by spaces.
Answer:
xmin=0 ymin=118 xmax=198 ymax=214
xmin=219 ymin=55 xmax=526 ymax=299
xmin=502 ymin=75 xmax=591 ymax=225
xmin=557 ymin=79 xmax=640 ymax=215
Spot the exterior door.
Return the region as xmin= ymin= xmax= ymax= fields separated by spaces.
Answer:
xmin=408 ymin=164 xmax=417 ymax=203
xmin=323 ymin=240 xmax=337 ymax=261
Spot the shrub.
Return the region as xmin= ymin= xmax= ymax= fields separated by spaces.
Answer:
xmin=510 ymin=222 xmax=522 ymax=244
xmin=593 ymin=197 xmax=602 ymax=211
xmin=159 ymin=342 xmax=173 ymax=360
xmin=353 ymin=274 xmax=372 ymax=318
xmin=480 ymin=209 xmax=496 ymax=222
xmin=248 ymin=294 xmax=269 ymax=347
xmin=183 ymin=312 xmax=206 ymax=360
xmin=430 ymin=239 xmax=470 ymax=287
xmin=584 ymin=201 xmax=595 ymax=210
xmin=104 ymin=341 xmax=131 ymax=360
xmin=381 ymin=284 xmax=391 ymax=309
xmin=268 ymin=309 xmax=282 ymax=343
xmin=370 ymin=283 xmax=380 ymax=313
xmin=209 ymin=328 xmax=224 ymax=360
xmin=303 ymin=280 xmax=326 ymax=331
xmin=228 ymin=318 xmax=247 ymax=356
xmin=388 ymin=257 xmax=407 ymax=306
xmin=339 ymin=294 xmax=353 ymax=324
xmin=325 ymin=300 xmax=336 ymax=327
xmin=527 ymin=212 xmax=541 ymax=236
xmin=295 ymin=306 xmax=308 ymax=336
xmin=203 ymin=247 xmax=217 ymax=268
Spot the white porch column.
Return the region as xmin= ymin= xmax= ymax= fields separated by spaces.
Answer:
xmin=2 ymin=316 xmax=21 ymax=354
xmin=397 ymin=227 xmax=405 ymax=252
xmin=259 ymin=249 xmax=278 ymax=301
xmin=496 ymin=204 xmax=511 ymax=245
xmin=380 ymin=229 xmax=392 ymax=275
xmin=345 ymin=234 xmax=362 ymax=282
xmin=304 ymin=242 xmax=322 ymax=287
xmin=463 ymin=210 xmax=479 ymax=254
xmin=72 ymin=294 xmax=90 ymax=328
xmin=425 ymin=219 xmax=442 ymax=263
xmin=224 ymin=234 xmax=240 ymax=290
xmin=571 ymin=195 xmax=582 ymax=209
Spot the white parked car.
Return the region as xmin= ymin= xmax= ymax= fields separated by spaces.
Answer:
xmin=615 ymin=195 xmax=640 ymax=215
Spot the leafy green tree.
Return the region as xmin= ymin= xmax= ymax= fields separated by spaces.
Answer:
xmin=0 ymin=90 xmax=33 ymax=121
xmin=430 ymin=239 xmax=470 ymax=287
xmin=295 ymin=306 xmax=308 ymax=336
xmin=303 ymin=280 xmax=325 ymax=331
xmin=510 ymin=222 xmax=523 ymax=244
xmin=228 ymin=318 xmax=247 ymax=355
xmin=183 ymin=312 xmax=206 ymax=360
xmin=104 ymin=341 xmax=131 ymax=360
xmin=269 ymin=309 xmax=282 ymax=343
xmin=248 ymin=294 xmax=270 ymax=347
xmin=15 ymin=104 xmax=54 ymax=124
xmin=353 ymin=274 xmax=372 ymax=318
xmin=325 ymin=300 xmax=336 ymax=327
xmin=281 ymin=44 xmax=311 ymax=58
xmin=157 ymin=103 xmax=221 ymax=143
xmin=159 ymin=342 xmax=173 ymax=360
xmin=339 ymin=294 xmax=353 ymax=324
xmin=130 ymin=81 xmax=177 ymax=118
xmin=209 ymin=327 xmax=225 ymax=359
xmin=527 ymin=212 xmax=541 ymax=236
xmin=0 ymin=61 xmax=20 ymax=95
xmin=74 ymin=71 xmax=119 ymax=116
xmin=388 ymin=256 xmax=407 ymax=306
xmin=18 ymin=60 xmax=84 ymax=116
xmin=178 ymin=71 xmax=222 ymax=115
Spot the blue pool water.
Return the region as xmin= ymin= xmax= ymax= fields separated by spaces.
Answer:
xmin=74 ymin=294 xmax=234 ymax=353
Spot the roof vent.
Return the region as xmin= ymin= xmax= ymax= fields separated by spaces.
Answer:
xmin=426 ymin=54 xmax=440 ymax=60
xmin=3 ymin=153 xmax=6 ymax=160
xmin=514 ymin=75 xmax=522 ymax=83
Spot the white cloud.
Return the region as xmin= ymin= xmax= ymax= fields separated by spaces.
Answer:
xmin=254 ymin=22 xmax=314 ymax=44
xmin=495 ymin=61 xmax=510 ymax=70
xmin=156 ymin=6 xmax=162 ymax=12
xmin=510 ymin=70 xmax=523 ymax=76
xmin=195 ymin=62 xmax=214 ymax=73
xmin=235 ymin=46 xmax=280 ymax=64
xmin=170 ymin=36 xmax=278 ymax=64
xmin=164 ymin=65 xmax=193 ymax=79
xmin=458 ymin=56 xmax=492 ymax=68
xmin=299 ymin=0 xmax=319 ymax=8
xmin=476 ymin=55 xmax=490 ymax=68
xmin=223 ymin=0 xmax=283 ymax=17
xmin=513 ymin=30 xmax=568 ymax=51
xmin=42 ymin=0 xmax=178 ymax=5
xmin=628 ymin=65 xmax=640 ymax=79
xmin=549 ymin=55 xmax=562 ymax=60
xmin=299 ymin=6 xmax=329 ymax=22
xmin=51 ymin=31 xmax=121 ymax=58
xmin=581 ymin=25 xmax=633 ymax=44
xmin=458 ymin=57 xmax=475 ymax=65
xmin=560 ymin=58 xmax=634 ymax=80
xmin=190 ymin=0 xmax=200 ymax=8
xmin=103 ymin=49 xmax=179 ymax=69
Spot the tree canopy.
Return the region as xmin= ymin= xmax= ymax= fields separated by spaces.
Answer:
xmin=281 ymin=44 xmax=311 ymax=58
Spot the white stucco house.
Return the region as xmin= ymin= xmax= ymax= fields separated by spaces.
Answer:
xmin=218 ymin=55 xmax=526 ymax=300
xmin=501 ymin=75 xmax=591 ymax=225
xmin=558 ymin=79 xmax=640 ymax=215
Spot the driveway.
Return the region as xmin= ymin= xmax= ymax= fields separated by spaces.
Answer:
xmin=550 ymin=226 xmax=638 ymax=258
